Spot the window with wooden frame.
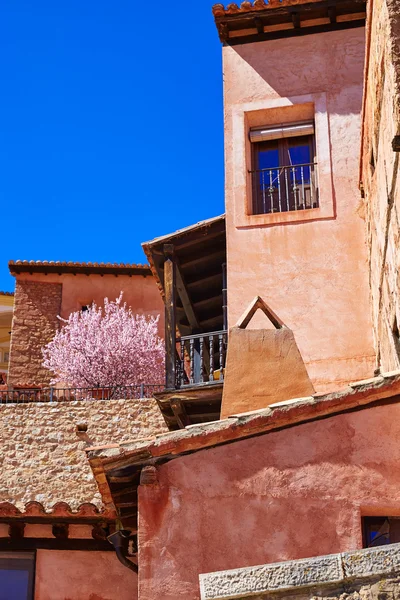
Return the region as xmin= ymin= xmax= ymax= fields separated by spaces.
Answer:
xmin=0 ymin=552 xmax=35 ymax=600
xmin=249 ymin=121 xmax=318 ymax=215
xmin=362 ymin=517 xmax=400 ymax=548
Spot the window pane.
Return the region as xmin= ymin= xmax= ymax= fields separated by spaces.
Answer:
xmin=258 ymin=147 xmax=279 ymax=170
xmin=0 ymin=554 xmax=34 ymax=600
xmin=287 ymin=141 xmax=311 ymax=166
xmin=0 ymin=569 xmax=30 ymax=600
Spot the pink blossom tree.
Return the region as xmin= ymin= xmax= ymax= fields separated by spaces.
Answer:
xmin=42 ymin=294 xmax=164 ymax=391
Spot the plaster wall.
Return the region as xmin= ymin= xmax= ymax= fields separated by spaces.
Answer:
xmin=223 ymin=27 xmax=375 ymax=391
xmin=9 ymin=273 xmax=164 ymax=386
xmin=0 ymin=398 xmax=166 ymax=510
xmin=138 ymin=400 xmax=400 ymax=600
xmin=34 ymin=549 xmax=137 ymax=600
xmin=13 ymin=272 xmax=164 ymax=325
xmin=361 ymin=0 xmax=400 ymax=372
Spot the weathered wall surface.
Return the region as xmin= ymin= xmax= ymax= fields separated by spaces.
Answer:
xmin=34 ymin=549 xmax=137 ymax=600
xmin=0 ymin=398 xmax=166 ymax=510
xmin=8 ymin=272 xmax=165 ymax=386
xmin=138 ymin=400 xmax=400 ymax=600
xmin=8 ymin=280 xmax=62 ymax=386
xmin=361 ymin=0 xmax=400 ymax=372
xmin=224 ymin=28 xmax=375 ymax=392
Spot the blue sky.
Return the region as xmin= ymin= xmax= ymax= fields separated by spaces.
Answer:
xmin=0 ymin=1 xmax=224 ymax=291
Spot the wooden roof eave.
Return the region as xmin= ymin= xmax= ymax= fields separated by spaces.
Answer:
xmin=141 ymin=215 xmax=226 ymax=335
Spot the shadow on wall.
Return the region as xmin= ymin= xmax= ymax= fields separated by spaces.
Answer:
xmin=230 ymin=28 xmax=365 ymax=115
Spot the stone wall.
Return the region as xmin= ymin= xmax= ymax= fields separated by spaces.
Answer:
xmin=8 ymin=280 xmax=62 ymax=386
xmin=361 ymin=0 xmax=400 ymax=371
xmin=0 ymin=397 xmax=167 ymax=510
xmin=199 ymin=543 xmax=400 ymax=600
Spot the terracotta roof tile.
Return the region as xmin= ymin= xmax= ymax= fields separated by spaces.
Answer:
xmin=0 ymin=501 xmax=115 ymax=520
xmin=212 ymin=0 xmax=321 ymax=17
xmin=9 ymin=260 xmax=151 ymax=277
xmin=87 ymin=371 xmax=400 ymax=470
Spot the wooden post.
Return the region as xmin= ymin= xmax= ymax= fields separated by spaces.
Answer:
xmin=164 ymin=244 xmax=176 ymax=389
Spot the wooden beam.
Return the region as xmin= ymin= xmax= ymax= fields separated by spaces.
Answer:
xmin=291 ymin=12 xmax=300 ymax=28
xmin=180 ymin=249 xmax=226 ymax=273
xmin=175 ymin=261 xmax=200 ymax=332
xmin=328 ymin=6 xmax=337 ymax=22
xmin=254 ymin=16 xmax=264 ymax=34
xmin=164 ymin=244 xmax=177 ymax=389
xmin=108 ymin=475 xmax=135 ymax=484
xmin=235 ymin=296 xmax=286 ymax=330
xmin=0 ymin=538 xmax=114 ymax=551
xmin=170 ymin=398 xmax=191 ymax=429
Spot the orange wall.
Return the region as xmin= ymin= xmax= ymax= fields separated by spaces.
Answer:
xmin=14 ymin=272 xmax=165 ymax=335
xmin=34 ymin=550 xmax=136 ymax=600
xmin=138 ymin=400 xmax=400 ymax=600
xmin=223 ymin=28 xmax=375 ymax=391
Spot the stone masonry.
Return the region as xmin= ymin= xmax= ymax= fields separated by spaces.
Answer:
xmin=8 ymin=280 xmax=62 ymax=386
xmin=0 ymin=397 xmax=167 ymax=510
xmin=361 ymin=0 xmax=400 ymax=372
xmin=200 ymin=543 xmax=400 ymax=600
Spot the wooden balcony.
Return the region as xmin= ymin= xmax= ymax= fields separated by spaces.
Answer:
xmin=142 ymin=215 xmax=227 ymax=430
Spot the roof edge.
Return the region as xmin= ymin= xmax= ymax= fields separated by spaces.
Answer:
xmin=87 ymin=371 xmax=400 ymax=473
xmin=9 ymin=260 xmax=152 ymax=277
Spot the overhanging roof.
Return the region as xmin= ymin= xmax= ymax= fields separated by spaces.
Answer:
xmin=142 ymin=215 xmax=226 ymax=335
xmin=86 ymin=370 xmax=400 ymax=532
xmin=212 ymin=0 xmax=366 ymax=44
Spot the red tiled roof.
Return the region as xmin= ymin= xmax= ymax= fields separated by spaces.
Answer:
xmin=212 ymin=0 xmax=321 ymax=17
xmin=88 ymin=371 xmax=400 ymax=468
xmin=0 ymin=501 xmax=115 ymax=521
xmin=9 ymin=260 xmax=151 ymax=277
xmin=0 ymin=291 xmax=14 ymax=296
xmin=86 ymin=371 xmax=400 ymax=526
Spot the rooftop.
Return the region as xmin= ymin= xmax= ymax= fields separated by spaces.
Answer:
xmin=212 ymin=0 xmax=366 ymax=44
xmin=9 ymin=260 xmax=151 ymax=277
xmin=87 ymin=370 xmax=400 ymax=531
xmin=142 ymin=214 xmax=226 ymax=336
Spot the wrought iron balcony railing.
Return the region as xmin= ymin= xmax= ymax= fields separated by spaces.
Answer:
xmin=0 ymin=384 xmax=164 ymax=404
xmin=251 ymin=162 xmax=319 ymax=215
xmin=176 ymin=330 xmax=228 ymax=388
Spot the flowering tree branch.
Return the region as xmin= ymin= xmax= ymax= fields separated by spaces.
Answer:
xmin=42 ymin=293 xmax=164 ymax=390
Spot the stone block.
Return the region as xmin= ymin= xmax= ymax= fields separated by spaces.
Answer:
xmin=199 ymin=543 xmax=400 ymax=600
xmin=200 ymin=554 xmax=343 ymax=599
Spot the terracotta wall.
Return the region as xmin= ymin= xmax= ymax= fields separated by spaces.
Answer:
xmin=223 ymin=28 xmax=375 ymax=391
xmin=138 ymin=400 xmax=400 ymax=600
xmin=34 ymin=549 xmax=136 ymax=600
xmin=361 ymin=0 xmax=400 ymax=372
xmin=8 ymin=280 xmax=62 ymax=386
xmin=8 ymin=272 xmax=164 ymax=386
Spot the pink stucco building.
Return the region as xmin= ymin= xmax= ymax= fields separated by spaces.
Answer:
xmin=7 ymin=260 xmax=164 ymax=387
xmin=221 ymin=15 xmax=374 ymax=392
xmin=1 ymin=0 xmax=400 ymax=598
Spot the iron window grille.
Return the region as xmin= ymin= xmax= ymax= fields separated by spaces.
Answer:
xmin=362 ymin=517 xmax=400 ymax=548
xmin=249 ymin=121 xmax=319 ymax=215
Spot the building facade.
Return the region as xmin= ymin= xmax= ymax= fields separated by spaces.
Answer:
xmin=1 ymin=0 xmax=400 ymax=598
xmin=7 ymin=260 xmax=164 ymax=387
xmin=218 ymin=1 xmax=375 ymax=392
